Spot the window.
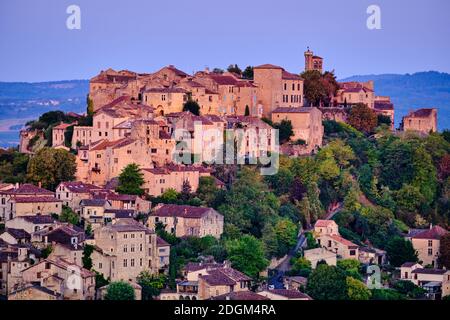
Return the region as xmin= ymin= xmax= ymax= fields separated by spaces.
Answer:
xmin=123 ymin=259 xmax=128 ymax=267
xmin=123 ymin=245 xmax=128 ymax=253
xmin=349 ymin=250 xmax=356 ymax=256
xmin=428 ymin=240 xmax=433 ymax=247
xmin=428 ymin=248 xmax=433 ymax=256
xmin=131 ymin=259 xmax=135 ymax=267
xmin=131 ymin=245 xmax=135 ymax=253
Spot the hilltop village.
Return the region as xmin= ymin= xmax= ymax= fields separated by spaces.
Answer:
xmin=1 ymin=49 xmax=448 ymax=301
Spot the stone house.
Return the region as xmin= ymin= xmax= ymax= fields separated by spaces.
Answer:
xmin=148 ymin=204 xmax=224 ymax=239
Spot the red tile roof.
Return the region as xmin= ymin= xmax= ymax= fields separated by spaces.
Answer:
xmin=315 ymin=220 xmax=336 ymax=227
xmin=211 ymin=291 xmax=269 ymax=300
xmin=265 ymin=289 xmax=312 ymax=299
xmin=156 ymin=236 xmax=170 ymax=247
xmin=406 ymin=108 xmax=436 ymax=118
xmin=282 ymin=70 xmax=302 ymax=80
xmin=152 ymin=204 xmax=218 ymax=219
xmin=12 ymin=196 xmax=61 ymax=203
xmin=1 ymin=184 xmax=54 ymax=196
xmin=412 ymin=225 xmax=448 ymax=240
xmin=328 ymin=234 xmax=358 ymax=248
xmin=253 ymin=64 xmax=283 ymax=70
xmin=60 ymin=181 xmax=102 ymax=193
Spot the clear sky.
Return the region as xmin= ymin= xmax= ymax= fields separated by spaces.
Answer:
xmin=1 ymin=0 xmax=449 ymax=82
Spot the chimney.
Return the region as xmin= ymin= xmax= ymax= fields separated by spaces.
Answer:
xmin=38 ymin=182 xmax=42 ymax=188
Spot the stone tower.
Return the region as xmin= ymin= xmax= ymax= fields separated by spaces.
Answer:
xmin=304 ymin=47 xmax=323 ymax=73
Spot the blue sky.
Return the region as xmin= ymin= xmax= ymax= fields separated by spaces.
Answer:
xmin=1 ymin=0 xmax=449 ymax=82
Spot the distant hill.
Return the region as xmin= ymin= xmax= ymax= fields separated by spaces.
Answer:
xmin=0 ymin=80 xmax=89 ymax=148
xmin=340 ymin=71 xmax=450 ymax=130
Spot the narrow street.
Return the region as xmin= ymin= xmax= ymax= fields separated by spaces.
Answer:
xmin=268 ymin=202 xmax=342 ymax=289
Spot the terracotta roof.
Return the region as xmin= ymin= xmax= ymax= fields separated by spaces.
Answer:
xmin=156 ymin=236 xmax=170 ymax=247
xmin=235 ymin=81 xmax=257 ymax=88
xmin=411 ymin=268 xmax=447 ymax=275
xmin=159 ymin=130 xmax=172 ymax=139
xmin=144 ymin=87 xmax=188 ymax=94
xmin=253 ymin=64 xmax=283 ymax=70
xmin=53 ymin=122 xmax=74 ymax=130
xmin=89 ymin=138 xmax=135 ymax=151
xmin=22 ymin=215 xmax=55 ymax=224
xmin=60 ymin=182 xmax=102 ymax=193
xmin=1 ymin=184 xmax=54 ymax=196
xmin=374 ymin=101 xmax=394 ymax=111
xmin=4 ymin=228 xmax=31 ymax=240
xmin=272 ymin=107 xmax=315 ymax=113
xmin=315 ymin=219 xmax=336 ymax=228
xmin=264 ymin=289 xmax=312 ymax=299
xmin=211 ymin=291 xmax=270 ymax=300
xmin=153 ymin=204 xmax=218 ymax=219
xmin=160 ymin=65 xmax=190 ymax=77
xmin=328 ymin=234 xmax=358 ymax=248
xmin=412 ymin=225 xmax=447 ymax=240
xmin=282 ymin=70 xmax=302 ymax=80
xmin=208 ymin=74 xmax=238 ymax=86
xmin=80 ymin=199 xmax=109 ymax=207
xmin=406 ymin=108 xmax=436 ymax=118
xmin=106 ymin=193 xmax=137 ymax=201
xmin=104 ymin=209 xmax=134 ymax=218
xmin=184 ymin=262 xmax=225 ymax=272
xmin=200 ymin=269 xmax=236 ymax=286
xmin=12 ymin=196 xmax=61 ymax=203
xmin=401 ymin=262 xmax=419 ymax=268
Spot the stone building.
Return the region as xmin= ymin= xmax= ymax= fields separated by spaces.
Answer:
xmin=271 ymin=107 xmax=324 ymax=150
xmin=408 ymin=225 xmax=448 ymax=267
xmin=148 ymin=204 xmax=224 ymax=239
xmin=304 ymin=47 xmax=323 ymax=73
xmin=253 ymin=64 xmax=304 ymax=117
xmin=91 ymin=219 xmax=168 ymax=282
xmin=401 ymin=108 xmax=437 ymax=133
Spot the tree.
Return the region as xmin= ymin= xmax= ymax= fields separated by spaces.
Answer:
xmin=116 ymin=163 xmax=144 ymax=195
xmin=182 ymin=99 xmax=200 ymax=116
xmin=273 ymin=218 xmax=298 ymax=257
xmin=371 ymin=289 xmax=406 ymax=300
xmin=346 ymin=276 xmax=371 ymax=300
xmin=290 ymin=256 xmax=312 ymax=276
xmin=227 ymin=64 xmax=242 ymax=75
xmin=439 ymin=233 xmax=450 ymax=269
xmin=225 ymin=235 xmax=269 ymax=278
xmin=242 ymin=66 xmax=254 ymax=80
xmin=87 ymin=95 xmax=94 ymax=117
xmin=377 ymin=114 xmax=392 ymax=127
xmin=196 ymin=176 xmax=219 ymax=207
xmin=347 ymin=103 xmax=378 ymax=134
xmin=59 ymin=206 xmax=79 ymax=225
xmin=180 ymin=179 xmax=192 ymax=202
xmin=137 ymin=271 xmax=166 ymax=300
xmin=27 ymin=147 xmax=76 ymax=190
xmin=82 ymin=244 xmax=94 ymax=270
xmin=244 ymin=105 xmax=250 ymax=116
xmin=104 ymin=281 xmax=135 ymax=300
xmin=160 ymin=188 xmax=179 ymax=204
xmin=274 ymin=120 xmax=294 ymax=144
xmin=393 ymin=280 xmax=425 ymax=298
xmin=385 ymin=236 xmax=418 ymax=267
xmin=218 ymin=167 xmax=279 ymax=237
xmin=337 ymin=259 xmax=362 ymax=280
xmin=306 ymin=264 xmax=348 ymax=300
xmin=41 ymin=245 xmax=53 ymax=258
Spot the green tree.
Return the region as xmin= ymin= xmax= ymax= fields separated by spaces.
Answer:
xmin=160 ymin=188 xmax=179 ymax=204
xmin=116 ymin=163 xmax=144 ymax=195
xmin=225 ymin=235 xmax=269 ymax=278
xmin=386 ymin=236 xmax=418 ymax=267
xmin=183 ymin=99 xmax=200 ymax=116
xmin=242 ymin=66 xmax=254 ymax=80
xmin=137 ymin=271 xmax=166 ymax=300
xmin=393 ymin=280 xmax=426 ymax=299
xmin=290 ymin=256 xmax=312 ymax=276
xmin=337 ymin=259 xmax=362 ymax=280
xmin=274 ymin=120 xmax=294 ymax=143
xmin=346 ymin=276 xmax=371 ymax=300
xmin=227 ymin=64 xmax=242 ymax=75
xmin=27 ymin=147 xmax=76 ymax=190
xmin=82 ymin=244 xmax=94 ymax=270
xmin=306 ymin=264 xmax=348 ymax=300
xmin=218 ymin=167 xmax=279 ymax=237
xmin=273 ymin=218 xmax=298 ymax=257
xmin=87 ymin=95 xmax=94 ymax=117
xmin=41 ymin=245 xmax=53 ymax=258
xmin=439 ymin=233 xmax=450 ymax=269
xmin=104 ymin=281 xmax=135 ymax=300
xmin=196 ymin=176 xmax=219 ymax=207
xmin=59 ymin=206 xmax=80 ymax=225
xmin=377 ymin=114 xmax=392 ymax=127
xmin=371 ymin=289 xmax=406 ymax=300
